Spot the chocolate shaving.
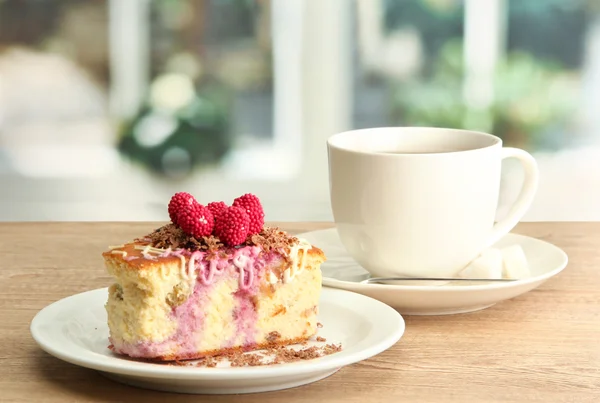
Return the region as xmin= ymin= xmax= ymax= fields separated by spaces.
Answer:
xmin=142 ymin=223 xmax=225 ymax=253
xmin=229 ymin=353 xmax=263 ymax=367
xmin=245 ymin=226 xmax=299 ymax=253
xmin=188 ymin=342 xmax=342 ymax=368
xmin=322 ymin=343 xmax=343 ymax=355
xmin=142 ymin=223 xmax=300 ymax=254
xmin=266 ymin=331 xmax=281 ymax=342
xmin=195 ymin=356 xmax=217 ymax=367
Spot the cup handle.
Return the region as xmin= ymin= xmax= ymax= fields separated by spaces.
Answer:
xmin=485 ymin=147 xmax=539 ymax=248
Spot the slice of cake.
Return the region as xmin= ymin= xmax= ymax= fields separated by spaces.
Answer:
xmin=103 ymin=193 xmax=325 ymax=361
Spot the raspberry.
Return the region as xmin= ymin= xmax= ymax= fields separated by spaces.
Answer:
xmin=207 ymin=201 xmax=227 ymax=219
xmin=168 ymin=192 xmax=196 ymax=225
xmin=232 ymin=193 xmax=264 ymax=234
xmin=213 ymin=206 xmax=250 ymax=246
xmin=177 ymin=202 xmax=214 ymax=238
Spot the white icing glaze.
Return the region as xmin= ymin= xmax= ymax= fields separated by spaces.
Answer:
xmin=233 ymin=253 xmax=254 ymax=290
xmin=209 ymin=258 xmax=223 ymax=274
xmin=159 ymin=263 xmax=171 ymax=280
xmin=283 ymin=238 xmax=311 ymax=283
xmin=186 ymin=251 xmax=202 ymax=284
xmin=153 ymin=248 xmax=188 ymax=281
xmin=233 ymin=253 xmax=249 ymax=268
xmin=141 ymin=252 xmax=157 ymax=260
xmin=134 ymin=245 xmax=166 ymax=254
xmin=177 ymin=254 xmax=186 ymax=276
xmin=110 ymin=250 xmax=127 ymax=257
xmin=158 ymin=247 xmax=172 ymax=258
xmin=116 ymin=242 xmax=263 ymax=289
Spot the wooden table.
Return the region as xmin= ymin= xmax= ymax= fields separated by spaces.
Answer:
xmin=1 ymin=222 xmax=599 ymax=402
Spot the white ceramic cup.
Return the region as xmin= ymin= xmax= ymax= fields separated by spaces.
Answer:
xmin=327 ymin=127 xmax=539 ymax=278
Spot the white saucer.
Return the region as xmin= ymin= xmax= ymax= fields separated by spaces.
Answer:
xmin=30 ymin=287 xmax=404 ymax=394
xmin=299 ymin=228 xmax=568 ymax=315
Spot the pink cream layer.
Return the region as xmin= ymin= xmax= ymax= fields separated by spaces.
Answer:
xmin=111 ymin=246 xmax=282 ymax=359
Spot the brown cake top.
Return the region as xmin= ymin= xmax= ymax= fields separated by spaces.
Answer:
xmin=140 ymin=223 xmax=299 ymax=254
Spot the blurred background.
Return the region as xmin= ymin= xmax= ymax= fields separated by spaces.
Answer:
xmin=0 ymin=0 xmax=598 ymax=222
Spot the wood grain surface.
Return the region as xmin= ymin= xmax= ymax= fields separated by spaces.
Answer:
xmin=1 ymin=222 xmax=599 ymax=402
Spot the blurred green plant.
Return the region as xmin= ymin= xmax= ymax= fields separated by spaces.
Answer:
xmin=391 ymin=39 xmax=578 ymax=149
xmin=118 ymin=73 xmax=232 ymax=178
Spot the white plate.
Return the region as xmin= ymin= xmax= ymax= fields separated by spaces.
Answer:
xmin=30 ymin=287 xmax=405 ymax=394
xmin=299 ymin=228 xmax=568 ymax=315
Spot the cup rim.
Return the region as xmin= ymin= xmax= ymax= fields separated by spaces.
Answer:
xmin=327 ymin=126 xmax=502 ymax=156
